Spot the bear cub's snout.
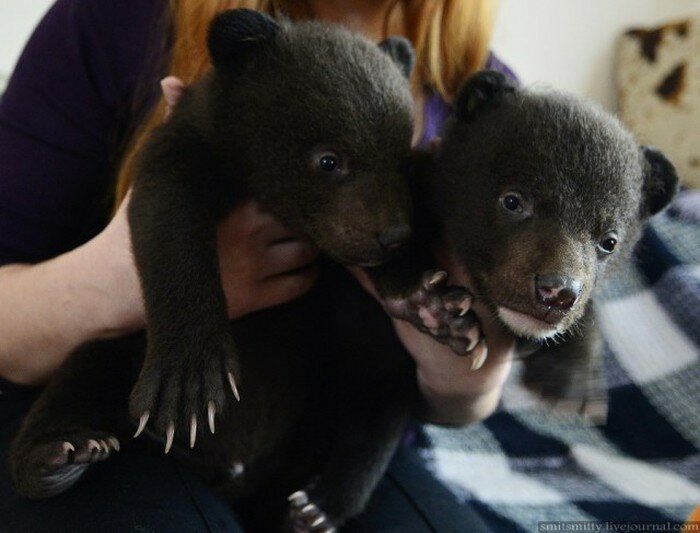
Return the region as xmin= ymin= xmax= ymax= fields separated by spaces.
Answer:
xmin=534 ymin=274 xmax=582 ymax=312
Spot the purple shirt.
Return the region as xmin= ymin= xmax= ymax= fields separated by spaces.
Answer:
xmin=419 ymin=54 xmax=517 ymax=146
xmin=0 ymin=0 xmax=516 ymax=267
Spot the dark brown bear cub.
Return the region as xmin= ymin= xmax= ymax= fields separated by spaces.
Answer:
xmin=375 ymin=71 xmax=678 ymax=417
xmin=10 ymin=9 xmax=417 ymax=533
xmin=126 ymin=9 xmax=414 ymax=440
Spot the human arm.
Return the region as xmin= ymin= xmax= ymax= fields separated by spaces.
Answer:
xmin=0 ymin=192 xmax=317 ymax=386
xmin=0 ymin=230 xmax=136 ymax=387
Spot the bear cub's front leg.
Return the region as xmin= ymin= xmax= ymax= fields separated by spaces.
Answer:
xmin=126 ymin=127 xmax=241 ymax=452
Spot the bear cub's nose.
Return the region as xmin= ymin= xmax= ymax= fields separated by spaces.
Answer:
xmin=535 ymin=274 xmax=582 ymax=311
xmin=377 ymin=225 xmax=411 ymax=251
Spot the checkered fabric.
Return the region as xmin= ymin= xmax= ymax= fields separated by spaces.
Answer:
xmin=418 ymin=190 xmax=700 ymax=532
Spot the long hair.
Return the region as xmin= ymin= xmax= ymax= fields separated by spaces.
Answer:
xmin=114 ymin=0 xmax=494 ymax=207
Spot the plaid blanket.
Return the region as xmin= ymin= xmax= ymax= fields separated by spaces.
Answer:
xmin=418 ymin=190 xmax=700 ymax=532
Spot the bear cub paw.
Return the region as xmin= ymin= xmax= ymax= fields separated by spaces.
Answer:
xmin=12 ymin=428 xmax=119 ymax=499
xmin=288 ymin=490 xmax=337 ymax=533
xmin=383 ymin=270 xmax=486 ymax=367
xmin=129 ymin=342 xmax=241 ymax=453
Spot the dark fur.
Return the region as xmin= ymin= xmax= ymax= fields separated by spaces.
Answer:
xmin=8 ymin=20 xmax=678 ymax=532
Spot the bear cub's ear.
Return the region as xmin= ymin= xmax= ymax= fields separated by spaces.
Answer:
xmin=640 ymin=147 xmax=680 ymax=217
xmin=208 ymin=9 xmax=280 ymax=73
xmin=378 ymin=37 xmax=414 ymax=79
xmin=453 ymin=70 xmax=517 ymax=122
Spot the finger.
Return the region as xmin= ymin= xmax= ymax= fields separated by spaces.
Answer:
xmin=345 ymin=266 xmax=380 ymax=301
xmin=255 ymin=267 xmax=319 ymax=309
xmin=257 ymin=222 xmax=299 ymax=244
xmin=217 ymin=202 xmax=280 ymax=237
xmin=260 ymin=241 xmax=318 ymax=278
xmin=217 ymin=202 xmax=297 ymax=246
xmin=161 ymin=76 xmax=185 ymax=107
xmin=240 ymin=202 xmax=299 ymax=242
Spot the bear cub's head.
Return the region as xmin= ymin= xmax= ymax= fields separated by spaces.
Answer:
xmin=205 ymin=9 xmax=415 ymax=266
xmin=433 ymin=71 xmax=679 ymax=340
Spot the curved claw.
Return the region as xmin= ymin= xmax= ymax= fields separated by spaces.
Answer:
xmin=228 ymin=372 xmax=241 ymax=401
xmin=426 ymin=270 xmax=448 ymax=288
xmin=164 ymin=423 xmax=175 ymax=454
xmin=134 ymin=411 xmax=150 ymax=438
xmin=469 ymin=339 xmax=488 ymax=371
xmin=189 ymin=415 xmax=197 ymax=449
xmin=311 ymin=514 xmax=329 ymax=528
xmin=464 ymin=327 xmax=480 ymax=353
xmin=61 ymin=441 xmax=75 ymax=453
xmin=457 ymin=296 xmax=473 ymax=316
xmin=107 ymin=437 xmax=120 ymax=452
xmin=208 ymin=401 xmax=216 ymax=434
xmin=300 ymin=503 xmax=319 ymax=517
xmin=288 ymin=490 xmax=309 ymax=507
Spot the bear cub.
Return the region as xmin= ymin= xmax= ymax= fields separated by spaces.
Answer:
xmin=10 ymin=8 xmax=419 ymax=533
xmin=375 ymin=70 xmax=678 ymax=417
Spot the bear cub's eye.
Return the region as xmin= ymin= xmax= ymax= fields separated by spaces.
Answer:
xmin=502 ymin=194 xmax=521 ymax=212
xmin=499 ymin=192 xmax=531 ymax=219
xmin=598 ymin=233 xmax=618 ymax=254
xmin=319 ymin=153 xmax=339 ymax=172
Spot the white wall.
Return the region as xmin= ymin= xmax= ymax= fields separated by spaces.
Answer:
xmin=0 ymin=0 xmax=53 ymax=90
xmin=1 ymin=0 xmax=700 ymax=108
xmin=491 ymin=0 xmax=700 ymax=110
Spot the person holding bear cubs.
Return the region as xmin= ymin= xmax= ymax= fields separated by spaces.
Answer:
xmin=0 ymin=0 xmax=516 ymax=531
